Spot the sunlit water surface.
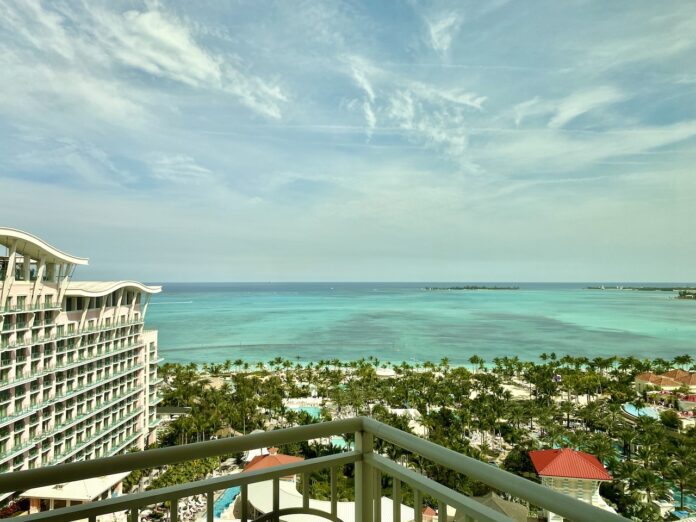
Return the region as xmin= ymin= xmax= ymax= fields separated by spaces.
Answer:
xmin=144 ymin=283 xmax=695 ymax=365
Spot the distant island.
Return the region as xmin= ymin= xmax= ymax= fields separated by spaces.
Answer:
xmin=586 ymin=286 xmax=696 ymax=299
xmin=424 ymin=285 xmax=519 ymax=291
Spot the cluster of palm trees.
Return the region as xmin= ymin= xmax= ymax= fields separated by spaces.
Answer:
xmin=155 ymin=353 xmax=695 ymax=520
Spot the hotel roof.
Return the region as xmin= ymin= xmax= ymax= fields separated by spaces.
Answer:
xmin=529 ymin=448 xmax=611 ymax=481
xmin=662 ymin=369 xmax=691 ymax=380
xmin=21 ymin=473 xmax=129 ymax=501
xmin=635 ymin=372 xmax=682 ymax=388
xmin=0 ymin=227 xmax=88 ymax=265
xmin=674 ymin=373 xmax=696 ymax=386
xmin=66 ymin=280 xmax=162 ymax=296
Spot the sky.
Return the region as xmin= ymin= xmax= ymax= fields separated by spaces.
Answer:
xmin=1 ymin=0 xmax=695 ymax=282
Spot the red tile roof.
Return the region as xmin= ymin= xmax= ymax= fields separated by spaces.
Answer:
xmin=674 ymin=372 xmax=696 ymax=386
xmin=662 ymin=369 xmax=690 ymax=380
xmin=635 ymin=372 xmax=681 ymax=387
xmin=244 ymin=452 xmax=304 ymax=473
xmin=529 ymin=449 xmax=611 ymax=481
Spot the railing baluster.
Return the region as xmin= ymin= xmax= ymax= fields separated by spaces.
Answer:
xmin=129 ymin=507 xmax=138 ymax=522
xmin=414 ymin=490 xmax=422 ymax=522
xmin=355 ymin=429 xmax=374 ymax=522
xmin=438 ymin=502 xmax=446 ymax=522
xmin=207 ymin=491 xmax=214 ymax=522
xmin=373 ymin=468 xmax=381 ymax=522
xmin=330 ymin=466 xmax=338 ymax=517
xmin=302 ymin=472 xmax=309 ymax=509
xmin=170 ymin=497 xmax=179 ymax=522
xmin=241 ymin=484 xmax=248 ymax=522
xmin=392 ymin=478 xmax=401 ymax=522
xmin=273 ymin=477 xmax=280 ymax=522
xmin=89 ymin=515 xmax=97 ymax=522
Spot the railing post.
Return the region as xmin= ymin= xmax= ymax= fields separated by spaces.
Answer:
xmin=355 ymin=429 xmax=374 ymax=522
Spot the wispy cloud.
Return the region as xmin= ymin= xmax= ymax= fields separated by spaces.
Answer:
xmin=425 ymin=12 xmax=461 ymax=53
xmin=0 ymin=0 xmax=286 ymax=121
xmin=514 ymin=87 xmax=627 ymax=129
xmin=548 ymin=86 xmax=626 ymax=128
xmin=150 ymin=155 xmax=214 ymax=184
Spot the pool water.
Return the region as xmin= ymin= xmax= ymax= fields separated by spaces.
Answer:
xmin=213 ymin=486 xmax=240 ymax=518
xmin=330 ymin=436 xmax=352 ymax=449
xmin=672 ymin=489 xmax=696 ymax=511
xmin=290 ymin=406 xmax=321 ymax=418
xmin=622 ymin=403 xmax=660 ymax=419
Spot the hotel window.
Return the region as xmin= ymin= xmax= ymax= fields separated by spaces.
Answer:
xmin=16 ymin=296 xmax=26 ymax=310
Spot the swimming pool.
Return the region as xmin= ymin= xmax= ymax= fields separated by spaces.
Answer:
xmin=330 ymin=436 xmax=352 ymax=449
xmin=622 ymin=403 xmax=660 ymax=419
xmin=213 ymin=486 xmax=240 ymax=518
xmin=290 ymin=406 xmax=321 ymax=419
xmin=672 ymin=488 xmax=696 ymax=512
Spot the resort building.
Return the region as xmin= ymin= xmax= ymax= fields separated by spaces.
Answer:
xmin=529 ymin=448 xmax=616 ymax=522
xmin=661 ymin=369 xmax=696 ymax=392
xmin=22 ymin=472 xmax=129 ymax=513
xmin=243 ymin=447 xmax=303 ymax=482
xmin=0 ymin=228 xmax=162 ymax=500
xmin=634 ymin=372 xmax=681 ymax=393
xmin=634 ymin=370 xmax=696 ymax=393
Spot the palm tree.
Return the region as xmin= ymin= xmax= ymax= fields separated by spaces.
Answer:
xmin=673 ymin=354 xmax=693 ymax=369
xmin=468 ymin=355 xmax=483 ymax=373
xmin=558 ymin=401 xmax=574 ymax=429
xmin=668 ymin=461 xmax=696 ymax=510
xmin=584 ymin=433 xmax=616 ymax=466
xmin=632 ymin=468 xmax=668 ymax=505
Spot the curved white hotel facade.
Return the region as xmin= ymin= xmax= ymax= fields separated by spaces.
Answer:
xmin=0 ymin=228 xmax=162 ymax=489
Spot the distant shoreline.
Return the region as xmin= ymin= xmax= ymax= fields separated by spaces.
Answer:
xmin=423 ymin=285 xmax=519 ymax=291
xmin=586 ymin=285 xmax=696 ymax=293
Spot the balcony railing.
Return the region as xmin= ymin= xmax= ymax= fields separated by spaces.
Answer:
xmin=0 ymin=417 xmax=627 ymax=522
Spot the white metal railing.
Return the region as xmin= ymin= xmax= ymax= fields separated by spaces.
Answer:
xmin=0 ymin=417 xmax=629 ymax=522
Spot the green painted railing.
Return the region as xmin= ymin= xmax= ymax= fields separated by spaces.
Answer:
xmin=0 ymin=417 xmax=628 ymax=522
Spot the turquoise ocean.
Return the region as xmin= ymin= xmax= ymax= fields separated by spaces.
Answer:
xmin=145 ymin=283 xmax=695 ymax=365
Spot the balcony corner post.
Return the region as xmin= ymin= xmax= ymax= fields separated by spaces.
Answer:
xmin=355 ymin=429 xmax=374 ymax=522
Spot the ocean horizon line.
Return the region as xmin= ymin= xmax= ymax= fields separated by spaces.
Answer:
xmin=132 ymin=280 xmax=696 ymax=285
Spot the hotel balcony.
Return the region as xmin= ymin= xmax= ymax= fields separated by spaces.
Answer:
xmin=0 ymin=417 xmax=628 ymax=522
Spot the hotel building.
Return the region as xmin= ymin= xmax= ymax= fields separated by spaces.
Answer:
xmin=0 ymin=228 xmax=162 ymax=498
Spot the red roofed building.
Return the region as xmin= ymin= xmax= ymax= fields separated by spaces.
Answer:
xmin=421 ymin=506 xmax=437 ymax=522
xmin=634 ymin=372 xmax=682 ymax=392
xmin=529 ymin=449 xmax=616 ymax=521
xmin=243 ymin=447 xmax=304 ymax=482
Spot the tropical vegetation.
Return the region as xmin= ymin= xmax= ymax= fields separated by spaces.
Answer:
xmin=153 ymin=354 xmax=695 ymax=521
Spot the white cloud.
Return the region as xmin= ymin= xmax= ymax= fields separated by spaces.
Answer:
xmin=483 ymin=121 xmax=696 ymax=172
xmin=0 ymin=0 xmax=286 ymax=121
xmin=426 ymin=12 xmax=461 ymax=53
xmin=513 ymin=87 xmax=626 ymax=129
xmin=548 ymin=86 xmax=626 ymax=128
xmin=10 ymin=138 xmax=133 ymax=187
xmin=150 ymin=155 xmax=214 ymax=184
